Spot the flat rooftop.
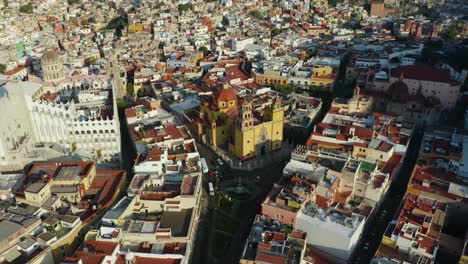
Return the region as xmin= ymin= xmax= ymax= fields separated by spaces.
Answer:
xmin=0 ymin=220 xmax=23 ymax=241
xmin=55 ymin=166 xmax=82 ymax=181
xmin=159 ymin=209 xmax=193 ymax=237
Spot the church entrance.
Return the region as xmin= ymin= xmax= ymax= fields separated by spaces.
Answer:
xmin=260 ymin=145 xmax=266 ymax=156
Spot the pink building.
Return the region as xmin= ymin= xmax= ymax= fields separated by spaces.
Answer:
xmin=261 ymin=183 xmax=310 ymax=227
xmin=371 ymin=65 xmax=462 ymax=109
xmin=262 ymin=200 xmax=298 ymax=226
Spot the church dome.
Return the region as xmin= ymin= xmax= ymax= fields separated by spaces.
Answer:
xmin=216 ymin=87 xmax=237 ymax=102
xmin=388 ymin=80 xmax=409 ymax=101
xmin=41 ymin=49 xmax=64 ymax=83
xmin=41 ymin=50 xmax=60 ymax=64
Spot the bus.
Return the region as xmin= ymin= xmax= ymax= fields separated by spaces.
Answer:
xmin=201 ymin=158 xmax=209 ymax=174
xmin=208 ymin=182 xmax=214 ymax=196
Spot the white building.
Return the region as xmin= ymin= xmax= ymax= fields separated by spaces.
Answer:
xmin=0 ymin=51 xmax=121 ymax=171
xmin=295 ymin=202 xmax=366 ymax=261
xmin=232 ymin=37 xmax=255 ymax=51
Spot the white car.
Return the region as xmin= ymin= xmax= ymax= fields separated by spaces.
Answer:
xmin=216 ymin=158 xmax=224 ymax=166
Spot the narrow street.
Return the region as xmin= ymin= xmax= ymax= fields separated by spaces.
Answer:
xmin=350 ymin=131 xmax=423 ymax=264
xmin=191 ymin=141 xmax=287 ymax=264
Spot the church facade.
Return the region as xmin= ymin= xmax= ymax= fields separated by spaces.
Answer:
xmin=0 ymin=49 xmax=121 ymax=170
xmin=195 ymin=85 xmax=284 ymax=160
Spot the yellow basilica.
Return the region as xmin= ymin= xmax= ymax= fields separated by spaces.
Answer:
xmin=194 ymin=85 xmax=284 ymax=160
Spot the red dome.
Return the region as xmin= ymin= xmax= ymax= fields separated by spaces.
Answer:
xmin=388 ymin=80 xmax=409 ymax=101
xmin=216 ymin=88 xmax=237 ymax=102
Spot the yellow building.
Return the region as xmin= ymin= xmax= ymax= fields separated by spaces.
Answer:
xmin=331 ymin=85 xmax=374 ymax=115
xmin=253 ymin=70 xmax=288 ymax=85
xmin=196 ymin=85 xmax=284 ymax=160
xmin=129 ymin=24 xmax=144 ymax=33
xmin=310 ymin=65 xmax=336 ymax=90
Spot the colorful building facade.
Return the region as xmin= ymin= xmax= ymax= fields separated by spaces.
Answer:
xmin=195 ymin=85 xmax=284 ymax=160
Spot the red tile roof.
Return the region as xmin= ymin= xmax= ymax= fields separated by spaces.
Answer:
xmin=333 ymin=190 xmax=351 ymax=204
xmin=272 ymin=232 xmax=287 ymax=242
xmin=40 ymin=93 xmax=58 ymax=101
xmin=390 ymin=65 xmax=452 ymax=83
xmin=216 ymin=87 xmax=237 ymax=102
xmin=417 ymin=235 xmax=437 ymax=255
xmin=126 ymin=108 xmax=137 ymax=118
xmin=382 ymin=154 xmax=403 ymax=174
xmin=147 ymin=148 xmax=165 ymax=161
xmin=73 ymin=241 xmax=118 ymax=264
xmin=352 ymin=126 xmax=373 ymax=140
xmin=256 ymin=252 xmax=287 ymax=264
xmin=165 ymin=125 xmax=183 ymax=139
xmin=315 ymin=195 xmax=329 ymax=209
xmin=27 ymin=161 xmax=94 ymax=180
xmin=181 ymin=175 xmax=197 ymax=195
xmin=135 ymin=256 xmax=181 ymax=264
xmin=4 ymin=66 xmax=26 ymax=76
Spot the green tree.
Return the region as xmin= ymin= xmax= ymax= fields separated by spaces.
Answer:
xmin=198 ymin=46 xmax=210 ymax=57
xmin=271 ymin=28 xmax=288 ymax=38
xmin=159 ymin=54 xmax=168 ymax=62
xmin=328 ymin=0 xmax=339 ymax=7
xmin=126 ymin=83 xmax=134 ymax=96
xmin=178 ymin=3 xmax=190 ymax=13
xmin=84 ymin=57 xmax=98 ymax=66
xmin=138 ymin=84 xmax=153 ymax=97
xmin=0 ymin=64 xmax=6 ymax=73
xmin=271 ymin=83 xmax=299 ymax=94
xmin=19 ymin=3 xmax=33 ymax=13
xmin=447 ymin=26 xmax=458 ymax=41
xmin=421 ymin=39 xmax=443 ymax=66
xmin=271 ymin=28 xmax=281 ymax=37
xmin=249 ymin=10 xmax=261 ymax=19
xmin=116 ymin=99 xmax=127 ymax=109
xmin=307 ymin=86 xmax=333 ymax=105
xmin=446 ymin=47 xmax=468 ymax=71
